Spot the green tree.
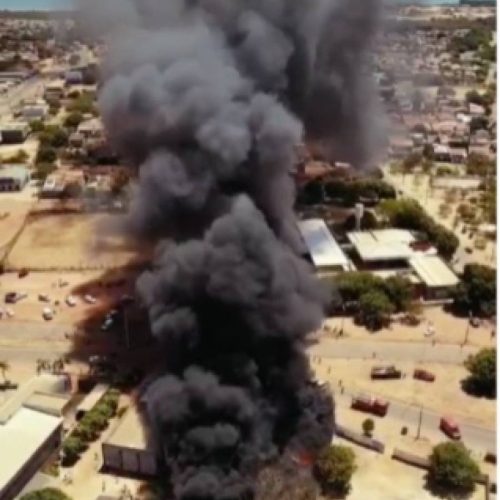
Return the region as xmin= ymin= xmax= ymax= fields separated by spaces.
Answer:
xmin=452 ymin=264 xmax=496 ymax=317
xmin=64 ymin=112 xmax=83 ymax=129
xmin=314 ymin=445 xmax=357 ymax=496
xmin=383 ymin=276 xmax=413 ymax=312
xmin=36 ymin=146 xmax=57 ymax=164
xmin=357 ymin=290 xmax=394 ymax=330
xmin=29 ymin=120 xmax=45 ymax=133
xmin=20 ymin=487 xmax=72 ymax=500
xmin=33 ymin=162 xmax=57 ymax=181
xmin=362 ymin=418 xmax=374 ymax=437
xmin=464 ymin=348 xmax=496 ymax=397
xmin=428 ymin=442 xmax=480 ymax=496
xmin=40 ymin=125 xmax=68 ymax=148
xmin=61 ymin=436 xmax=84 ymax=465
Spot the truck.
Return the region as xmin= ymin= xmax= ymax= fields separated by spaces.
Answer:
xmin=370 ymin=365 xmax=402 ymax=380
xmin=440 ymin=416 xmax=461 ymax=440
xmin=351 ymin=394 xmax=389 ymax=417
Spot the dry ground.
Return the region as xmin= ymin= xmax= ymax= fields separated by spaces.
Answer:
xmin=341 ymin=439 xmax=491 ymax=500
xmin=0 ymin=270 xmax=135 ymax=327
xmin=313 ymin=357 xmax=495 ymax=428
xmin=324 ymin=306 xmax=496 ymax=348
xmin=6 ymin=213 xmax=150 ymax=270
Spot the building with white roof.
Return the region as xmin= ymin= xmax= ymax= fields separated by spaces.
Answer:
xmin=0 ymin=375 xmax=68 ymax=500
xmin=298 ymin=219 xmax=352 ymax=274
xmin=347 ymin=229 xmax=436 ymax=267
xmin=409 ymin=255 xmax=459 ymax=300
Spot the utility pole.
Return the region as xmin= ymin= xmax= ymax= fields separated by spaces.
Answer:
xmin=463 ymin=310 xmax=472 ymax=346
xmin=416 ymin=405 xmax=423 ymax=440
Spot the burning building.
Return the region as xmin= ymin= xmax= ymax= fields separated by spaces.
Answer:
xmin=84 ymin=0 xmax=384 ymax=497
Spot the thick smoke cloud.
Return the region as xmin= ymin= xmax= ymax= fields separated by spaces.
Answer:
xmin=84 ymin=0 xmax=383 ymax=497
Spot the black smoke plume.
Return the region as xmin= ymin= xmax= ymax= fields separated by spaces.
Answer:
xmin=84 ymin=0 xmax=383 ymax=497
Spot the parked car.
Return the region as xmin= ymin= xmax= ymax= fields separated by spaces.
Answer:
xmin=371 ymin=365 xmax=402 ymax=380
xmin=413 ymin=368 xmax=435 ymax=382
xmin=83 ymin=294 xmax=97 ymax=304
xmin=18 ymin=268 xmax=29 ymax=278
xmin=351 ymin=394 xmax=389 ymax=416
xmin=440 ymin=416 xmax=461 ymax=440
xmin=65 ymin=295 xmax=77 ymax=307
xmin=465 ymin=247 xmax=473 ymax=253
xmin=38 ymin=293 xmax=50 ymax=303
xmin=42 ymin=307 xmax=54 ymax=321
xmin=4 ymin=292 xmax=26 ymax=304
xmin=0 ymin=381 xmax=18 ymax=390
xmin=485 ymin=450 xmax=497 ymax=464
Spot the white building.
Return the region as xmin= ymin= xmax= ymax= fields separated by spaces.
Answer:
xmin=409 ymin=255 xmax=460 ymax=300
xmin=0 ymin=375 xmax=69 ymax=500
xmin=298 ymin=219 xmax=352 ymax=274
xmin=347 ymin=229 xmax=436 ymax=268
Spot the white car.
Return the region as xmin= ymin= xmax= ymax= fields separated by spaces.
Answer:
xmin=42 ymin=307 xmax=54 ymax=320
xmin=5 ymin=308 xmax=14 ymax=318
xmin=83 ymin=294 xmax=97 ymax=304
xmin=65 ymin=295 xmax=77 ymax=307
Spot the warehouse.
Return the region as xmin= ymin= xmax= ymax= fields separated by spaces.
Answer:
xmin=102 ymin=403 xmax=157 ymax=478
xmin=298 ymin=218 xmax=352 ymax=274
xmin=0 ymin=164 xmax=30 ymax=191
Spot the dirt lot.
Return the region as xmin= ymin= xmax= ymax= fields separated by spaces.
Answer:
xmin=323 ymin=306 xmax=496 ymax=348
xmin=341 ymin=440 xmax=490 ymax=500
xmin=6 ymin=213 xmax=150 ymax=270
xmin=0 ymin=192 xmax=38 ymax=260
xmin=0 ymin=270 xmax=136 ymax=327
xmin=313 ymin=357 xmax=495 ymax=428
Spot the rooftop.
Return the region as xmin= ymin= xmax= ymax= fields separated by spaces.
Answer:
xmin=0 ymin=164 xmax=29 ymax=181
xmin=0 ymin=407 xmax=62 ymax=495
xmin=105 ymin=404 xmax=150 ymax=450
xmin=409 ymin=255 xmax=459 ymax=288
xmin=298 ymin=219 xmax=350 ymax=270
xmin=348 ymin=229 xmax=437 ymax=262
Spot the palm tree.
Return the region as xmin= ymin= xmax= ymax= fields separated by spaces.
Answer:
xmin=0 ymin=361 xmax=9 ymax=382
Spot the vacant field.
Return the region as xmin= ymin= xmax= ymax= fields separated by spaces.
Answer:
xmin=0 ymin=194 xmax=38 ymax=261
xmin=7 ymin=213 xmax=151 ymax=270
xmin=341 ymin=440 xmax=489 ymax=500
xmin=323 ymin=306 xmax=495 ymax=348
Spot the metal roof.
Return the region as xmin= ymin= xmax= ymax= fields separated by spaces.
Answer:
xmin=348 ymin=229 xmax=427 ymax=262
xmin=298 ymin=219 xmax=349 ymax=269
xmin=409 ymin=255 xmax=459 ymax=288
xmin=105 ymin=404 xmax=149 ymax=450
xmin=0 ymin=407 xmax=62 ymax=495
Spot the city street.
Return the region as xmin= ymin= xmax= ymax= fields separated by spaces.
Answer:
xmin=334 ymin=386 xmax=495 ymax=454
xmin=0 ymin=75 xmax=44 ymax=117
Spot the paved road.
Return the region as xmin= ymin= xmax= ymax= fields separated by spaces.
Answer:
xmin=0 ymin=75 xmax=44 ymax=117
xmin=335 ymin=387 xmax=495 ymax=454
xmin=308 ymin=338 xmax=479 ymax=364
